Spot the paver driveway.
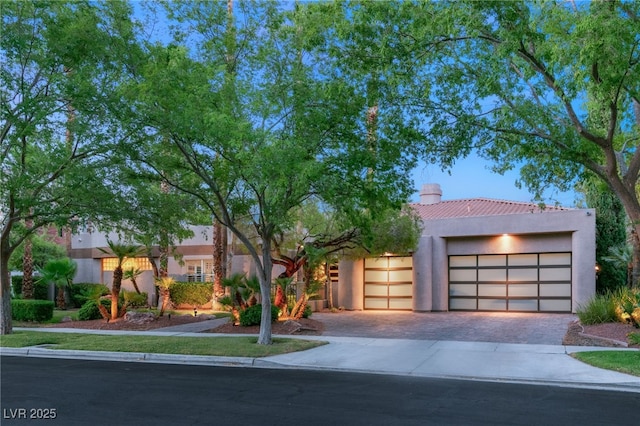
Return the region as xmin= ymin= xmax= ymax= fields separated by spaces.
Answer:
xmin=313 ymin=311 xmax=577 ymax=345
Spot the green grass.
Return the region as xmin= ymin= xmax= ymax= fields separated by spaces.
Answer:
xmin=0 ymin=331 xmax=326 ymax=357
xmin=629 ymin=332 xmax=640 ymax=346
xmin=572 ymin=351 xmax=640 ymax=377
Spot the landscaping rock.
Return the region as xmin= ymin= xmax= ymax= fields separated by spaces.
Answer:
xmin=124 ymin=312 xmax=156 ymax=325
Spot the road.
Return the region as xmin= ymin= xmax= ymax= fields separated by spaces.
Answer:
xmin=1 ymin=356 xmax=638 ymax=425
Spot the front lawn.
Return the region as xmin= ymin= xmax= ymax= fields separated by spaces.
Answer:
xmin=572 ymin=351 xmax=640 ymax=377
xmin=0 ymin=331 xmax=326 ymax=357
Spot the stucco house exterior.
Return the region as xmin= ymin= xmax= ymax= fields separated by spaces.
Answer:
xmin=69 ymin=183 xmax=595 ymax=314
xmin=338 ymin=183 xmax=596 ymax=313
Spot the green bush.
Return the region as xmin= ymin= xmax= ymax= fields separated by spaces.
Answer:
xmin=121 ymin=290 xmax=148 ymax=308
xmin=77 ymin=299 xmax=112 ymax=321
xmin=34 ymin=281 xmax=49 ymax=300
xmin=10 ymin=276 xmax=49 ymax=300
xmin=11 ymin=275 xmax=22 ymax=296
xmin=239 ymin=304 xmax=279 ymax=326
xmin=70 ymin=283 xmax=109 ymax=308
xmin=577 ymin=292 xmax=618 ymax=324
xmin=170 ymin=282 xmax=213 ymax=306
xmin=11 ymin=299 xmax=54 ymax=322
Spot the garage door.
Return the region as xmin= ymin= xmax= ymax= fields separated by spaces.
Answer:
xmin=448 ymin=253 xmax=571 ymax=312
xmin=364 ymin=256 xmax=413 ymax=310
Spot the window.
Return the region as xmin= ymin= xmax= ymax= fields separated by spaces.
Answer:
xmin=102 ymin=257 xmax=152 ymax=272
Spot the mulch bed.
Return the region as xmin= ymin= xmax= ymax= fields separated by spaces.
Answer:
xmin=563 ymin=320 xmax=639 ymax=348
xmin=202 ymin=318 xmax=324 ymax=336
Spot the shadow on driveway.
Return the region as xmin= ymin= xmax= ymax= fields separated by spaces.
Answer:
xmin=314 ymin=311 xmax=577 ymax=345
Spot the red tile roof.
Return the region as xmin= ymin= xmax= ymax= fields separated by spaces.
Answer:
xmin=409 ymin=198 xmax=571 ymax=220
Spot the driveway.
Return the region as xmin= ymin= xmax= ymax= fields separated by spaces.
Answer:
xmin=313 ymin=311 xmax=577 ymax=345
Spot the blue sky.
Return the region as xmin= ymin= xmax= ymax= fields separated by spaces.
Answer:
xmin=409 ymin=155 xmax=579 ymax=207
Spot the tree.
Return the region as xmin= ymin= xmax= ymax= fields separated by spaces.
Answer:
xmin=320 ymin=0 xmax=639 ymax=284
xmin=579 ymin=177 xmax=627 ymax=293
xmin=120 ymin=1 xmax=418 ymax=344
xmin=123 ymin=267 xmax=143 ymax=295
xmin=0 ymin=0 xmax=140 ymax=334
xmin=8 ymin=229 xmax=67 ymax=273
xmin=98 ymin=240 xmax=144 ymax=321
xmin=37 ymin=257 xmax=76 ymax=310
xmin=155 ymin=276 xmax=175 ymax=317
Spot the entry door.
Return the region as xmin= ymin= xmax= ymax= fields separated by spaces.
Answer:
xmin=448 ymin=253 xmax=572 ymax=312
xmin=364 ymin=256 xmax=413 ymax=310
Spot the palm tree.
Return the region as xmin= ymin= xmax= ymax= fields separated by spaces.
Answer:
xmin=123 ymin=267 xmax=143 ymax=294
xmin=37 ymin=258 xmax=77 ymax=310
xmin=98 ymin=240 xmax=144 ymax=320
xmin=155 ymin=276 xmax=175 ymax=317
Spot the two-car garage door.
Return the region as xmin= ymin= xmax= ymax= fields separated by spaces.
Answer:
xmin=449 ymin=253 xmax=572 ymax=312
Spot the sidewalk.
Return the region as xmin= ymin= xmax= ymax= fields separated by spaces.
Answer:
xmin=3 ymin=319 xmax=640 ymax=394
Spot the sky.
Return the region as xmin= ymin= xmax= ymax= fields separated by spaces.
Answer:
xmin=409 ymin=155 xmax=579 ymax=207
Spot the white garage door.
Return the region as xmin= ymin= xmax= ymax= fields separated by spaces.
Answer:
xmin=448 ymin=253 xmax=572 ymax=312
xmin=364 ymin=256 xmax=413 ymax=310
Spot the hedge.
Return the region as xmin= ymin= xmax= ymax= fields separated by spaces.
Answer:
xmin=11 ymin=276 xmax=49 ymax=300
xmin=11 ymin=299 xmax=55 ymax=322
xmin=170 ymin=282 xmax=213 ymax=306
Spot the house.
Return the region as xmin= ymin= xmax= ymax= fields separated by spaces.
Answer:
xmin=69 ymin=226 xmax=268 ymax=304
xmin=337 ymin=183 xmax=595 ymax=313
xmin=69 ymin=183 xmax=595 ymax=313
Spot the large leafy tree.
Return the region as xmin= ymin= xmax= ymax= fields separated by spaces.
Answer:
xmin=0 ymin=0 xmax=139 ymax=334
xmin=322 ymin=0 xmax=639 ymax=283
xmin=120 ymin=1 xmax=419 ymax=344
xmin=579 ymin=177 xmax=627 ymax=293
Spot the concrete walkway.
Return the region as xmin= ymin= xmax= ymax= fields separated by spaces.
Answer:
xmin=3 ymin=314 xmax=640 ymax=394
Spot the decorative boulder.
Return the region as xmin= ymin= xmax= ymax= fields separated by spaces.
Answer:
xmin=124 ymin=311 xmax=156 ymax=325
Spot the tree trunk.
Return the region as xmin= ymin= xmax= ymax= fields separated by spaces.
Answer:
xmin=22 ymin=232 xmax=34 ymax=299
xmin=56 ymin=285 xmax=66 ymax=310
xmin=159 ymin=287 xmax=171 ymax=316
xmin=111 ymin=266 xmax=123 ymax=320
xmin=257 ymin=242 xmax=273 ymax=345
xmin=213 ymin=220 xmax=225 ymax=298
xmin=1 ymin=221 xmax=14 ymax=335
xmin=130 ymin=278 xmax=141 ymax=294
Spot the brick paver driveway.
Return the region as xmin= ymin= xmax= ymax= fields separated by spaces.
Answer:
xmin=313 ymin=311 xmax=577 ymax=345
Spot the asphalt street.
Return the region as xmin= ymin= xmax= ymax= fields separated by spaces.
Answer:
xmin=2 ymin=356 xmax=639 ymax=426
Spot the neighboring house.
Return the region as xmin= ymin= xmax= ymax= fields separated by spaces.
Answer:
xmin=337 ymin=183 xmax=596 ymax=313
xmin=68 ymin=183 xmax=596 ymax=313
xmin=69 ymin=226 xmax=273 ymax=304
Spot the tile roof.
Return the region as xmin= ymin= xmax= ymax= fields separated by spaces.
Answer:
xmin=409 ymin=198 xmax=571 ymax=220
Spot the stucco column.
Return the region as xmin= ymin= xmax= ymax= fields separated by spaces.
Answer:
xmin=572 ymin=225 xmax=596 ymax=312
xmin=338 ymin=259 xmax=364 ymax=310
xmin=431 ymin=236 xmax=449 ymax=311
xmin=413 ymin=236 xmax=432 ymax=312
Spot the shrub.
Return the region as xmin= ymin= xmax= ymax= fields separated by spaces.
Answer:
xmin=11 ymin=275 xmax=22 ymax=296
xmin=70 ymin=283 xmax=109 ymax=308
xmin=77 ymin=299 xmax=112 ymax=321
xmin=239 ymin=304 xmax=279 ymax=326
xmin=34 ymin=281 xmax=49 ymax=300
xmin=170 ymin=282 xmax=213 ymax=306
xmin=11 ymin=299 xmax=54 ymax=322
xmin=10 ymin=276 xmax=49 ymax=300
xmin=577 ymin=292 xmax=618 ymax=325
xmin=121 ymin=290 xmax=148 ymax=308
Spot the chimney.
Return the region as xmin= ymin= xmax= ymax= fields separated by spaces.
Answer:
xmin=419 ymin=183 xmax=442 ymax=205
